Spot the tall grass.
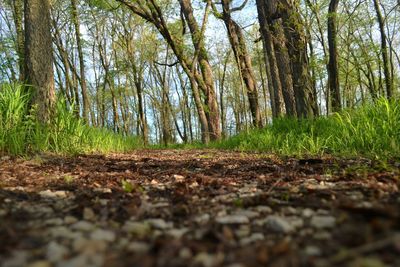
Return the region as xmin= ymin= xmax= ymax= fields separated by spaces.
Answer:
xmin=213 ymin=98 xmax=400 ymax=159
xmin=0 ymin=83 xmax=142 ymax=155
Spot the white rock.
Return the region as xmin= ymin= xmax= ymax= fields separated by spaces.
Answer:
xmin=193 ymin=252 xmax=224 ymax=267
xmin=39 ymin=190 xmax=68 ymax=198
xmin=173 ymin=174 xmax=185 ymax=182
xmin=64 ymin=216 xmax=78 ymax=225
xmin=310 ymin=215 xmax=336 ymax=229
xmin=167 ymin=228 xmax=189 ymax=239
xmin=45 ymin=218 xmax=64 ymax=226
xmin=126 ymin=242 xmax=151 ymax=254
xmin=122 ymin=221 xmax=151 ymax=237
xmin=254 ymin=206 xmax=272 ymax=213
xmin=146 ymin=218 xmax=173 ymax=230
xmin=240 ymin=233 xmax=265 ymax=246
xmin=304 ymin=246 xmax=322 ymax=256
xmin=265 ymin=216 xmax=294 ymax=234
xmin=46 ymin=241 xmax=68 ymax=262
xmin=90 ymin=229 xmax=116 ymax=242
xmin=194 ymin=214 xmax=211 ymax=225
xmin=83 ymin=208 xmax=96 ymax=221
xmin=233 ymin=210 xmax=260 ymax=219
xmin=71 ymin=221 xmax=95 ymax=232
xmin=27 ymin=260 xmax=52 ymax=267
xmin=216 ymin=215 xmax=250 ymax=225
xmin=301 ymin=208 xmax=314 ymax=218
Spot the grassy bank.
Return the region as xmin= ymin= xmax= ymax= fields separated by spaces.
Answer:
xmin=213 ymin=98 xmax=400 ymax=159
xmin=0 ymin=83 xmax=141 ymax=155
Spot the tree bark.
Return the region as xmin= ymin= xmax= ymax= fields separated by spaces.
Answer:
xmin=327 ymin=0 xmax=341 ymax=112
xmin=373 ymin=0 xmax=392 ymax=99
xmin=24 ymin=0 xmax=56 ymax=123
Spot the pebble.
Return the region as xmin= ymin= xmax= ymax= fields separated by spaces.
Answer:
xmin=173 ymin=174 xmax=185 ymax=182
xmin=287 ymin=217 xmax=304 ymax=229
xmin=310 ymin=215 xmax=336 ymax=229
xmin=194 ymin=213 xmax=211 ymax=224
xmin=71 ymin=221 xmax=95 ymax=231
xmin=302 ymin=208 xmax=314 ymax=218
xmin=49 ymin=226 xmax=82 ymax=239
xmin=265 ymin=215 xmax=294 ymax=234
xmin=90 ymin=229 xmax=116 ymax=242
xmin=27 ymin=261 xmax=52 ymax=267
xmin=216 ymin=215 xmax=250 ymax=225
xmin=64 ymin=216 xmax=78 ymax=225
xmin=39 ymin=190 xmax=69 ymax=199
xmin=240 ymin=233 xmax=265 ymax=246
xmin=233 ymin=210 xmax=260 ymax=219
xmin=72 ymin=238 xmax=108 ymax=253
xmin=254 ymin=206 xmax=272 ymax=213
xmin=314 ymin=231 xmax=332 ymax=240
xmin=122 ymin=221 xmax=151 ymax=237
xmin=179 ymin=248 xmax=193 ymax=259
xmin=46 ymin=241 xmax=68 ymax=262
xmin=83 ymin=207 xmax=96 ymax=221
xmin=126 ymin=242 xmax=151 ymax=254
xmin=167 ymin=228 xmax=189 ymax=239
xmin=193 ymin=252 xmax=224 ymax=267
xmin=146 ymin=218 xmax=173 ymax=229
xmin=45 ymin=218 xmax=64 ymax=226
xmin=304 ymin=246 xmax=322 ymax=256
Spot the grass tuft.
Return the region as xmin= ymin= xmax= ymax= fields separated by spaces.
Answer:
xmin=213 ymin=98 xmax=400 ymax=159
xmin=0 ymin=83 xmax=142 ymax=156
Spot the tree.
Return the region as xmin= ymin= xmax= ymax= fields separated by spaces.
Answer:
xmin=24 ymin=0 xmax=56 ymax=123
xmin=212 ymin=0 xmax=263 ymax=127
xmin=327 ymin=0 xmax=341 ymax=112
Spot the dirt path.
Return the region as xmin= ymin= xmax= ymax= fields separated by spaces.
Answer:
xmin=0 ymin=150 xmax=399 ymax=267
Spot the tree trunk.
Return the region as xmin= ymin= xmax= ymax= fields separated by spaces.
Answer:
xmin=24 ymin=0 xmax=56 ymax=123
xmin=373 ymin=0 xmax=392 ymax=98
xmin=220 ymin=0 xmax=262 ymax=127
xmin=71 ymin=0 xmax=90 ymax=122
xmin=13 ymin=0 xmax=25 ymax=82
xmin=327 ymin=0 xmax=341 ymax=112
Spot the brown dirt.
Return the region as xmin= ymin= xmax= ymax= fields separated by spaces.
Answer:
xmin=0 ymin=149 xmax=399 ymax=267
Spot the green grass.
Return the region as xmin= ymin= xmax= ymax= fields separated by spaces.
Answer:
xmin=212 ymin=98 xmax=400 ymax=159
xmin=0 ymin=83 xmax=142 ymax=156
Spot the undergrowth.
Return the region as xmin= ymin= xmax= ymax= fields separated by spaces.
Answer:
xmin=213 ymin=98 xmax=400 ymax=159
xmin=0 ymin=83 xmax=141 ymax=155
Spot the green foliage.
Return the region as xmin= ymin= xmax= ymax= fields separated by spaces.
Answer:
xmin=0 ymin=83 xmax=142 ymax=156
xmin=213 ymin=98 xmax=400 ymax=159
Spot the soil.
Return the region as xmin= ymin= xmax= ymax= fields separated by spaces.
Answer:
xmin=0 ymin=149 xmax=399 ymax=267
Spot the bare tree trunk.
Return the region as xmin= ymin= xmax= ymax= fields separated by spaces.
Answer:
xmin=71 ymin=0 xmax=90 ymax=122
xmin=24 ymin=0 xmax=56 ymax=123
xmin=373 ymin=0 xmax=393 ymax=98
xmin=13 ymin=0 xmax=25 ymax=81
xmin=218 ymin=0 xmax=262 ymax=127
xmin=327 ymin=0 xmax=341 ymax=112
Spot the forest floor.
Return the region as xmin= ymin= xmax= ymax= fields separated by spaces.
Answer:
xmin=0 ymin=149 xmax=399 ymax=267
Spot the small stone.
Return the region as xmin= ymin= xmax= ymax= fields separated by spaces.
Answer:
xmin=93 ymin=188 xmax=112 ymax=194
xmin=179 ymin=248 xmax=192 ymax=259
xmin=216 ymin=215 xmax=250 ymax=225
xmin=49 ymin=226 xmax=82 ymax=239
xmin=72 ymin=238 xmax=108 ymax=253
xmin=194 ymin=214 xmax=210 ymax=224
xmin=265 ymin=215 xmax=294 ymax=234
xmin=302 ymin=208 xmax=314 ymax=218
xmin=39 ymin=190 xmax=68 ymax=198
xmin=126 ymin=242 xmax=151 ymax=254
xmin=173 ymin=174 xmax=185 ymax=182
xmin=146 ymin=218 xmax=173 ymax=230
xmin=90 ymin=229 xmax=116 ymax=242
xmin=310 ymin=215 xmax=336 ymax=229
xmin=287 ymin=217 xmax=304 ymax=229
xmin=45 ymin=218 xmax=64 ymax=226
xmin=304 ymin=246 xmax=321 ymax=256
xmin=64 ymin=216 xmax=78 ymax=225
xmin=193 ymin=252 xmax=224 ymax=267
xmin=314 ymin=231 xmax=332 ymax=240
xmin=240 ymin=233 xmax=265 ymax=246
xmin=233 ymin=210 xmax=260 ymax=219
xmin=46 ymin=241 xmax=68 ymax=262
xmin=71 ymin=221 xmax=95 ymax=232
xmin=235 ymin=225 xmax=251 ymax=238
xmin=27 ymin=260 xmax=51 ymax=267
xmin=254 ymin=206 xmax=272 ymax=213
xmin=167 ymin=228 xmax=189 ymax=239
xmin=122 ymin=221 xmax=151 ymax=237
xmin=282 ymin=206 xmax=297 ymax=215
xmin=83 ymin=207 xmax=96 ymax=221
